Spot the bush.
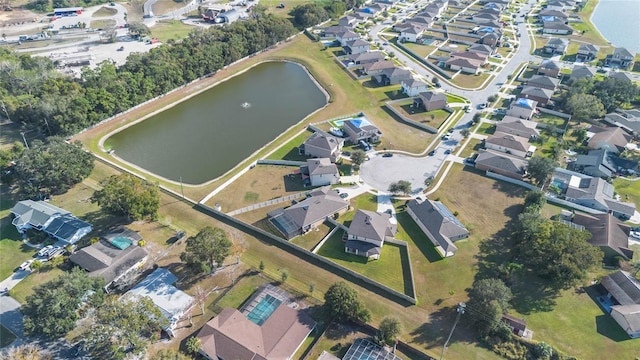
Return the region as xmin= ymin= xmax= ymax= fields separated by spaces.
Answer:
xmin=492 ymin=341 xmax=527 ymax=360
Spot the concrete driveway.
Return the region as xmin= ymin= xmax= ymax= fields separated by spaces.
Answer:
xmin=0 ymin=295 xmax=25 ymax=346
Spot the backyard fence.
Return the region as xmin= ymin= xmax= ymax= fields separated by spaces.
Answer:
xmin=384 ymin=100 xmax=439 ymax=134
xmin=196 ymin=203 xmax=418 ymax=305
xmin=256 ymin=159 xmax=306 ymax=166
xmin=226 ymin=191 xmax=309 ymax=217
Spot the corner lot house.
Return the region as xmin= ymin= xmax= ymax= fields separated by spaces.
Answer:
xmin=374 ymin=67 xmax=412 ymax=86
xmin=125 ymin=268 xmax=194 ymax=337
xmin=474 ymin=149 xmax=529 ymax=180
xmin=569 ymin=212 xmax=634 ymax=261
xmin=598 ymin=271 xmax=640 ymax=338
xmin=344 ymin=209 xmax=396 ymax=260
xmin=484 ymin=131 xmax=535 ymax=158
xmin=268 ymin=188 xmax=349 ymax=239
xmin=407 ymin=198 xmax=469 ymax=257
xmin=342 ymin=116 xmax=382 ymax=143
xmin=401 ymin=78 xmax=429 ymax=97
xmin=413 ymin=91 xmax=447 ymax=111
xmin=11 ymin=200 xmax=92 ymax=245
xmin=70 ymin=232 xmax=148 ymax=291
xmin=196 ymin=285 xmax=316 ymax=360
xmin=301 ymin=158 xmax=340 ymax=187
xmin=445 ymin=57 xmax=482 ymax=74
xmin=343 ymin=39 xmax=370 ymax=55
xmin=301 ymin=132 xmax=344 ymax=162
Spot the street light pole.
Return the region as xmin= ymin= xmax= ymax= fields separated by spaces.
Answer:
xmin=440 ymin=302 xmax=466 ymax=360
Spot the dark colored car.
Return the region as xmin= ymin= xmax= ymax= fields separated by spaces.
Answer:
xmin=382 ymin=153 xmax=393 ymax=157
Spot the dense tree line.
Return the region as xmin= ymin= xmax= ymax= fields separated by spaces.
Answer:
xmin=290 ymin=0 xmax=365 ymax=28
xmin=91 ymin=174 xmax=160 ymax=221
xmin=0 ymin=13 xmax=296 ymax=137
xmin=559 ymin=77 xmax=639 ymax=122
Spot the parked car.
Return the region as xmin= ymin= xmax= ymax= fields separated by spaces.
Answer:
xmin=382 ymin=153 xmax=393 ymax=157
xmin=464 ymin=106 xmax=471 ymax=113
xmin=339 ymin=193 xmax=349 ymax=199
xmin=478 ymin=103 xmax=488 ymax=109
xmin=358 ymin=140 xmax=371 ymax=151
xmin=428 ymin=150 xmax=436 ymax=156
xmin=18 ymin=259 xmax=34 ymax=271
xmin=37 ymin=245 xmax=54 ymax=257
xmin=444 ymin=149 xmax=451 ymax=155
xmin=342 ymin=151 xmax=351 ymax=157
xmin=631 ymin=231 xmax=640 ymax=240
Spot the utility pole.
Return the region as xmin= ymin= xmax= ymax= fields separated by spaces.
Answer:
xmin=440 ymin=302 xmax=466 ymax=360
xmin=0 ymin=100 xmax=10 ymax=122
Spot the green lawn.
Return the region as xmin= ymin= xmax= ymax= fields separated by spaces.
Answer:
xmin=266 ymin=129 xmax=313 ymax=161
xmin=212 ymin=272 xmax=268 ymax=311
xmin=0 ymin=222 xmax=34 ymax=280
xmin=459 ymin=138 xmax=482 ymax=158
xmin=150 ymin=20 xmax=196 ymax=42
xmin=477 ymin=122 xmax=495 ymax=135
xmin=11 ymin=267 xmax=64 ymax=304
xmin=317 ymin=229 xmax=410 ymax=295
xmin=403 ymin=42 xmax=437 ymax=58
xmin=0 ymin=324 xmax=16 ymax=347
xmin=612 ymin=178 xmax=640 ymax=209
xmin=452 ymin=72 xmax=490 ymax=89
xmin=92 ymin=6 xmax=118 ymax=17
xmin=90 ymin=19 xmax=116 ymax=29
xmin=532 ymin=112 xmax=567 ymax=129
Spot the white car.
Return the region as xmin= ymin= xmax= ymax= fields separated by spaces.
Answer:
xmin=37 ymin=245 xmax=54 ymax=257
xmin=631 ymin=231 xmax=640 ymax=240
xmin=18 ymin=259 xmax=34 ymax=271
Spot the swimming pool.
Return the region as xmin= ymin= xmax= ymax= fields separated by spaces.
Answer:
xmin=332 ymin=117 xmax=372 ymax=129
xmin=110 ymin=236 xmax=133 ymax=250
xmin=246 ymin=294 xmax=282 ymax=325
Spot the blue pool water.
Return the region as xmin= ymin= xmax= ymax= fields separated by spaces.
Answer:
xmin=246 ymin=294 xmax=282 ymax=325
xmin=333 ymin=117 xmax=371 ymax=129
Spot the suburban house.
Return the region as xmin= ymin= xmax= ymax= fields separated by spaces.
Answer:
xmin=362 ymin=60 xmax=395 ymax=76
xmin=606 ymin=47 xmax=635 ymax=69
xmin=338 ymin=15 xmax=358 ymax=27
xmin=506 ymin=98 xmax=537 ymax=120
xmin=413 ymin=91 xmax=448 ymax=111
xmin=598 ymin=271 xmax=640 ymax=338
xmin=570 ymin=65 xmax=595 ymax=81
xmin=542 ymin=21 xmax=573 ymax=35
xmin=196 ymin=285 xmax=316 ymax=360
xmin=268 ymin=188 xmax=349 ymax=239
xmin=70 ymin=233 xmax=148 ymax=291
xmin=484 ymin=132 xmax=535 ymax=158
xmin=301 ymin=158 xmax=340 ymax=187
xmin=406 ymin=198 xmax=469 ymax=257
xmin=544 ymin=37 xmax=569 ymax=55
xmin=496 ymin=116 xmax=540 ymax=139
xmin=587 ymin=125 xmax=631 ymax=154
xmin=348 ymin=51 xmax=385 ymax=65
xmin=125 ymin=268 xmax=194 ymax=337
xmin=399 ymin=25 xmax=424 ymax=43
xmin=11 ymin=200 xmax=92 ymax=245
xmin=610 ymin=71 xmax=633 ymax=82
xmin=520 ymin=86 xmax=553 ymax=105
xmin=301 ymin=132 xmax=344 ymax=162
xmin=445 ymin=57 xmax=482 ymax=74
xmin=576 ymin=43 xmax=599 ymax=62
xmin=473 ymin=12 xmax=499 ymax=21
xmin=539 ymin=9 xmax=568 ymax=20
xmin=501 ymin=314 xmax=533 ymax=339
xmin=537 ymin=59 xmax=561 ymax=77
xmin=342 ymin=117 xmax=383 ymax=143
xmin=401 ymin=78 xmax=429 ymax=97
xmin=468 ymin=43 xmax=495 ymax=55
xmin=526 ymin=75 xmax=559 ymax=91
xmin=571 ymin=149 xmax=620 ymax=178
xmin=546 ymin=0 xmax=575 ymax=11
xmin=374 ymin=67 xmax=412 ymax=86
xmin=344 ymin=209 xmax=397 ymax=260
xmin=336 ymin=30 xmax=360 ymax=46
xmin=343 ymin=39 xmax=370 ymax=55
xmin=474 ymin=149 xmax=529 ymax=180
xmin=603 ymin=109 xmax=640 ymax=134
xmin=323 ymin=26 xmax=350 ymax=38
xmin=552 ymin=168 xmax=636 ymax=219
xmin=569 ymin=212 xmax=634 ymax=261
xmin=343 ymin=339 xmax=402 ymax=360
xmin=480 ymin=32 xmax=500 ymax=47
xmin=450 ymin=51 xmax=488 ymax=65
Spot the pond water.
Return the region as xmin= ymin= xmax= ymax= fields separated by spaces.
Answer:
xmin=591 ymin=0 xmax=640 ymax=52
xmin=106 ymin=61 xmax=327 ymax=184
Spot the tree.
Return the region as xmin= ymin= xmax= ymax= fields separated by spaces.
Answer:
xmin=15 ymin=138 xmax=94 ymax=199
xmin=324 ymin=281 xmax=371 ymax=323
xmin=350 ymin=150 xmax=367 ymax=170
xmin=180 ymin=226 xmax=232 ymax=274
xmin=523 ymin=190 xmax=546 ymax=214
xmin=533 ymin=342 xmax=553 ymax=360
xmin=151 ymin=349 xmax=193 ymax=360
xmin=571 ymin=128 xmax=588 ymax=143
xmin=3 ymin=344 xmax=52 ymax=360
xmin=473 ymin=112 xmax=481 ymax=122
xmin=460 ymin=128 xmax=470 ymax=138
xmin=290 ymin=3 xmax=329 ymax=28
xmin=378 ymin=317 xmax=401 ymax=345
xmin=29 ymin=259 xmax=43 ymax=272
xmin=565 ymin=93 xmax=605 ymax=123
xmin=85 ymin=296 xmax=168 ymax=360
xmin=91 ymin=174 xmax=160 ymax=221
xmin=468 ymin=278 xmax=513 ymax=310
xmin=128 ymin=22 xmax=151 ymax=37
xmin=185 ymin=336 xmax=202 ymax=355
xmin=309 ymin=281 xmax=315 ymax=295
xmin=281 ymin=269 xmax=289 ymax=283
xmin=516 ymin=219 xmax=603 ymax=288
xmin=388 ymin=180 xmax=412 ymax=194
xmin=22 ymin=268 xmax=104 ymax=338
xmin=527 ymin=156 xmax=556 ymax=186
xmin=259 ymin=260 xmax=265 ymax=272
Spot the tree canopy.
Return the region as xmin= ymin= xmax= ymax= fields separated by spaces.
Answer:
xmin=151 ymin=349 xmax=193 ymax=360
xmin=561 ymin=77 xmax=639 ymax=118
xmin=515 ymin=213 xmax=602 ymax=288
xmin=388 ymin=180 xmax=412 ymax=194
xmin=378 ymin=317 xmax=401 ymax=345
xmin=324 ymin=281 xmax=371 ymax=323
xmin=85 ymin=296 xmax=168 ymax=360
xmin=467 ymin=278 xmax=512 ymax=336
xmin=22 ymin=268 xmax=104 ymax=339
xmin=527 ymin=156 xmax=556 ymax=186
xmin=91 ymin=174 xmax=160 ymax=221
xmin=180 ymin=226 xmax=233 ymax=274
xmin=14 ymin=137 xmax=94 ymax=198
xmin=523 ymin=190 xmax=546 ymax=214
xmin=128 ymin=22 xmax=151 ymax=37
xmin=564 ymin=93 xmax=605 ymax=123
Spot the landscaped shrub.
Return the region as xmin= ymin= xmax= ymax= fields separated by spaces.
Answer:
xmin=491 ymin=340 xmax=527 ymax=360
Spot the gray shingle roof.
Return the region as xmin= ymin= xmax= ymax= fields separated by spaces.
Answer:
xmin=347 ymin=209 xmax=395 ymax=242
xmin=475 ymin=150 xmax=529 ymax=175
xmin=11 ymin=200 xmax=70 ymax=228
xmin=70 ymin=239 xmax=149 ymax=285
xmin=407 ymin=199 xmax=468 ymax=255
xmin=571 ymin=213 xmax=633 ymax=260
xmin=601 ymin=271 xmax=640 ymax=305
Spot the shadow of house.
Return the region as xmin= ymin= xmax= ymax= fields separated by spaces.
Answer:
xmin=596 ymin=271 xmax=640 ymax=338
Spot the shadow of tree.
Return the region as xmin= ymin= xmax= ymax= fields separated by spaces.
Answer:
xmin=409 ymin=305 xmax=479 ymax=350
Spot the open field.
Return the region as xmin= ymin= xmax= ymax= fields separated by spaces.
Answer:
xmin=452 ymin=72 xmax=490 ymax=89
xmin=89 ymin=19 xmax=116 ymax=29
xmin=387 ymin=100 xmax=451 ymax=127
xmin=150 ymin=20 xmax=196 ymax=42
xmin=152 ymin=0 xmax=185 ymax=16
xmin=92 ymin=6 xmax=118 ymax=17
